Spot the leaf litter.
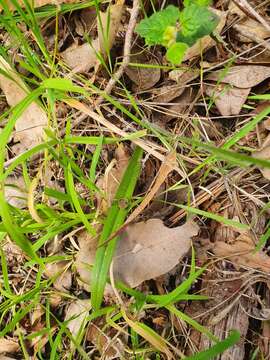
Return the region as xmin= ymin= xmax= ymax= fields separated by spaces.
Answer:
xmin=61 ymin=1 xmax=124 ymax=73
xmin=205 ymin=65 xmax=270 ymax=116
xmin=1 ymin=0 xmax=270 ymax=358
xmin=0 ymin=56 xmax=47 ymax=153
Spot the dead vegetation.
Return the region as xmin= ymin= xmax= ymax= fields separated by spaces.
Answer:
xmin=0 ymin=0 xmax=270 ymax=359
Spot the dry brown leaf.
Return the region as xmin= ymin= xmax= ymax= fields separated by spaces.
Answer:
xmin=205 ymin=84 xmax=250 ymax=116
xmin=65 ymin=299 xmax=91 ymax=339
xmin=113 ymin=219 xmax=199 ymax=287
xmin=61 ymin=40 xmax=99 ymax=73
xmin=96 ymin=145 xmax=130 ymax=213
xmin=235 ymin=18 xmax=270 ymax=43
xmin=151 ymin=85 xmax=186 ymax=104
xmin=125 ymin=50 xmax=161 ymax=90
xmin=87 ymin=323 xmax=125 ymax=359
xmin=0 ymin=56 xmax=47 ymax=153
xmin=4 ymin=176 xmax=27 ymax=208
xmin=252 ymin=145 xmax=270 ymax=180
xmin=61 ymin=2 xmax=123 ymax=72
xmin=0 ymin=338 xmax=19 ymax=354
xmin=213 ymin=234 xmax=270 ymax=273
xmin=76 ymin=219 xmax=199 ymax=289
xmin=45 ymin=259 xmax=72 ymax=293
xmin=205 ymin=65 xmax=270 ymax=116
xmin=206 ymin=65 xmax=270 ymax=89
xmin=183 ymin=9 xmax=227 ymax=61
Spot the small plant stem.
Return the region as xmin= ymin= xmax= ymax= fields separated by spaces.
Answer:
xmin=95 ymin=0 xmax=140 ymax=105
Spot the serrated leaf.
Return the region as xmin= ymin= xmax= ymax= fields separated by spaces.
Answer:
xmin=135 ymin=5 xmax=180 ymax=46
xmin=178 ymin=4 xmax=219 ymax=46
xmin=166 ymin=42 xmax=188 ymax=64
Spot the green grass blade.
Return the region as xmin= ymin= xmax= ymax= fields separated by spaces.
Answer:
xmin=66 ymin=163 xmax=96 ymax=236
xmin=91 ymin=146 xmax=143 ymax=310
xmin=185 ymin=330 xmax=240 ymax=360
xmin=255 ymin=220 xmax=270 ymax=251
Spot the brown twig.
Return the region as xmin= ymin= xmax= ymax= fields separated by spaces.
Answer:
xmin=232 ymin=0 xmax=270 ymax=33
xmin=95 ymin=0 xmax=140 ymax=106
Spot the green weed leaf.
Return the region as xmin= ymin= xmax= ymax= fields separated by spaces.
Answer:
xmin=184 ymin=0 xmax=212 ymax=6
xmin=135 ymin=5 xmax=180 ymax=46
xmin=178 ymin=4 xmax=219 ymax=46
xmin=166 ymin=42 xmax=188 ymax=64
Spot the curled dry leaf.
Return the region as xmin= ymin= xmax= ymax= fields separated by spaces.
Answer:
xmin=61 ymin=2 xmax=124 ymax=72
xmin=96 ymin=145 xmax=130 ymax=213
xmin=125 ymin=49 xmax=161 ymax=90
xmin=213 ymin=233 xmax=270 ymax=273
xmin=205 ymin=65 xmax=270 ymax=116
xmin=4 ymin=176 xmax=27 ymax=208
xmin=0 ymin=338 xmax=19 ymax=354
xmin=76 ymin=218 xmax=199 ymax=289
xmin=252 ymin=145 xmax=270 ymax=180
xmin=0 ymin=56 xmax=47 ymax=153
xmin=65 ymin=299 xmax=91 ymax=339
xmin=183 ymin=9 xmax=227 ymax=61
xmin=45 ymin=259 xmax=72 ymax=293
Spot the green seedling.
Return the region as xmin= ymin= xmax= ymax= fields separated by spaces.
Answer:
xmin=135 ymin=0 xmax=219 ymax=64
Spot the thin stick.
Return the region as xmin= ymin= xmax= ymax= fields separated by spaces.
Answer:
xmin=232 ymin=0 xmax=270 ymax=33
xmin=95 ymin=0 xmax=140 ymax=105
